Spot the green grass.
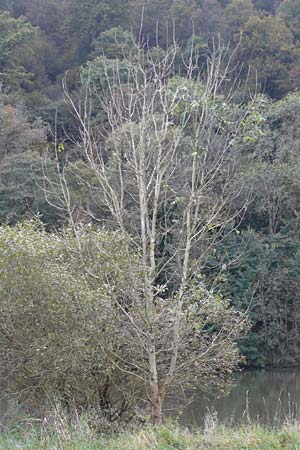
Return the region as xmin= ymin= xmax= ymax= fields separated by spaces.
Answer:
xmin=1 ymin=422 xmax=300 ymax=450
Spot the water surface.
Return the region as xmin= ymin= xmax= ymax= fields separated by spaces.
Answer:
xmin=180 ymin=369 xmax=300 ymax=427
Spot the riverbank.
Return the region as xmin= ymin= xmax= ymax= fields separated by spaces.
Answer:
xmin=1 ymin=422 xmax=300 ymax=449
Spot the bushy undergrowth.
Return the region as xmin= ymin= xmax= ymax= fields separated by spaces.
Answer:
xmin=1 ymin=419 xmax=300 ymax=450
xmin=0 ymin=221 xmax=246 ymax=425
xmin=0 ymin=221 xmax=142 ymax=420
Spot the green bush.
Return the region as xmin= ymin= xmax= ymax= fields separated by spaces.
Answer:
xmin=0 ymin=222 xmax=141 ymax=422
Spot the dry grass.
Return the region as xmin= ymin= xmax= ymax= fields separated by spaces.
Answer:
xmin=1 ymin=415 xmax=300 ymax=450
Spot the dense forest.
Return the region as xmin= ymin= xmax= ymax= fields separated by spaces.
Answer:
xmin=1 ymin=0 xmax=300 ymax=424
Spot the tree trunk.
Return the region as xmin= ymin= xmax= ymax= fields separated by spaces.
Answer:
xmin=151 ymin=383 xmax=164 ymax=425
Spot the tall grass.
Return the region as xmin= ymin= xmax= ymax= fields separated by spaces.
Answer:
xmin=1 ymin=411 xmax=300 ymax=450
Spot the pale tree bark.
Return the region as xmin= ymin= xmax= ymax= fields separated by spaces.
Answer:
xmin=46 ymin=36 xmax=257 ymax=424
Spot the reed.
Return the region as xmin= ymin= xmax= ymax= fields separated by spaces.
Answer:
xmin=1 ymin=414 xmax=300 ymax=450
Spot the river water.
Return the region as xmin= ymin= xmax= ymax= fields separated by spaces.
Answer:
xmin=180 ymin=369 xmax=300 ymax=428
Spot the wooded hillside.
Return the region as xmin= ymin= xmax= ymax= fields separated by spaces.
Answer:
xmin=1 ymin=0 xmax=300 ymax=377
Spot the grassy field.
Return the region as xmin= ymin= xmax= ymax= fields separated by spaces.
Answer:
xmin=1 ymin=421 xmax=300 ymax=450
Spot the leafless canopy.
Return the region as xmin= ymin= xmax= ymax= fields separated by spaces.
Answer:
xmin=45 ymin=35 xmax=255 ymax=424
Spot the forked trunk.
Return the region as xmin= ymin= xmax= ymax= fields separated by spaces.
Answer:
xmin=151 ymin=383 xmax=164 ymax=425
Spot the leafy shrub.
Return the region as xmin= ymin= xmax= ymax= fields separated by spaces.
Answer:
xmin=0 ymin=222 xmax=141 ymax=421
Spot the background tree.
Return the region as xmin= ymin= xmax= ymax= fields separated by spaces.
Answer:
xmin=233 ymin=15 xmax=298 ymax=98
xmin=194 ymin=0 xmax=226 ymax=43
xmin=224 ymin=0 xmax=255 ymax=42
xmin=209 ymin=93 xmax=300 ymax=367
xmin=278 ymin=0 xmax=300 ymax=42
xmin=0 ymin=96 xmax=62 ymax=225
xmin=59 ymin=0 xmax=129 ymax=68
xmin=0 ymin=11 xmax=37 ymax=89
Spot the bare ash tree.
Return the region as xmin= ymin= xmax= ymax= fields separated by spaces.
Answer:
xmin=46 ymin=36 xmax=258 ymax=424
